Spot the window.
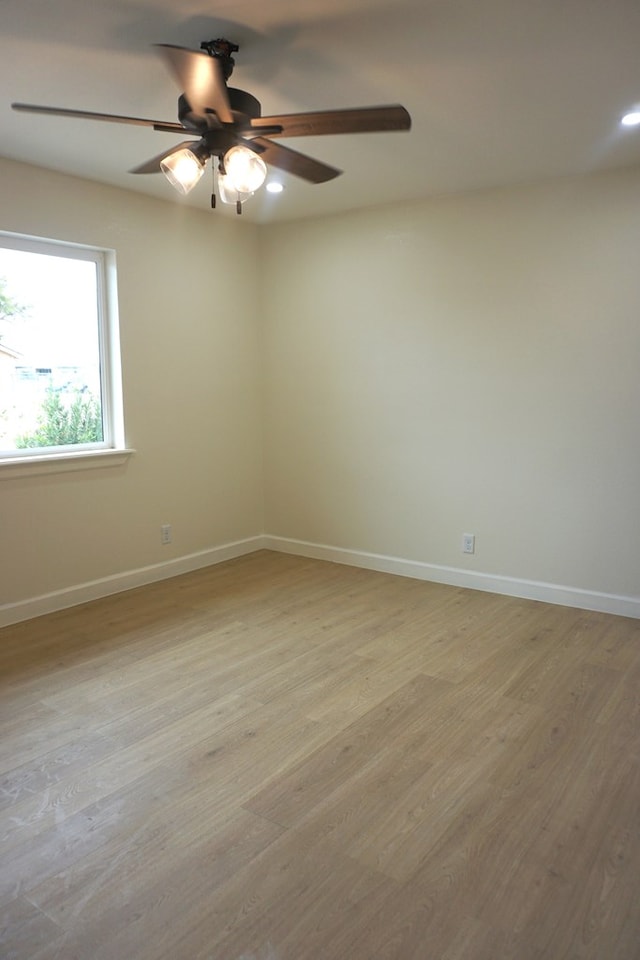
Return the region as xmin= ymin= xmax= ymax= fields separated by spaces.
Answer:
xmin=0 ymin=232 xmax=127 ymax=474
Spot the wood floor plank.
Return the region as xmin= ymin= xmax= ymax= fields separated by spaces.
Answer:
xmin=26 ymin=807 xmax=285 ymax=960
xmin=1 ymin=550 xmax=639 ymax=959
xmin=0 ymin=896 xmax=63 ymax=959
xmin=275 ymin=683 xmax=537 ymax=883
xmin=0 ymin=691 xmax=264 ymax=854
xmin=243 ymin=673 xmax=454 ymax=828
xmin=154 ymin=820 xmax=399 ymax=960
xmin=0 ymin=730 xmax=117 ymax=812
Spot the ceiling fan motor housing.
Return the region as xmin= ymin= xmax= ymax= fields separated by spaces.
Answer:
xmin=177 ymin=89 xmax=262 ymax=132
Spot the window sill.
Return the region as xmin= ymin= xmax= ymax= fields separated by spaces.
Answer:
xmin=0 ymin=448 xmax=135 ymax=480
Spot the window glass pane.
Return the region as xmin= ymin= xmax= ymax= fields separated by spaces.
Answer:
xmin=0 ymin=243 xmax=106 ymax=453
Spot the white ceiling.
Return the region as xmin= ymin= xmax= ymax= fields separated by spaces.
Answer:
xmin=2 ymin=0 xmax=640 ymax=224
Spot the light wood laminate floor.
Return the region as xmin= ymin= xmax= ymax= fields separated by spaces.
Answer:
xmin=1 ymin=550 xmax=639 ymax=959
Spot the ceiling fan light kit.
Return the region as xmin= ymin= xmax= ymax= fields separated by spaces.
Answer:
xmin=12 ymin=37 xmax=411 ymax=214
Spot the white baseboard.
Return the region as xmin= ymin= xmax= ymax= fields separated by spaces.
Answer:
xmin=3 ymin=533 xmax=638 ymax=628
xmin=0 ymin=536 xmax=267 ymax=628
xmin=263 ymin=535 xmax=640 ymax=620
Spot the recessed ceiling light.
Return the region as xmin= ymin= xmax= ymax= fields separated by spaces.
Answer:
xmin=621 ymin=110 xmax=640 ymax=127
xmin=266 ymin=181 xmax=285 ymax=194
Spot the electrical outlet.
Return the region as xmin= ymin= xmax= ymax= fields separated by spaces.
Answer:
xmin=462 ymin=533 xmax=475 ymax=554
xmin=161 ymin=523 xmax=172 ymax=545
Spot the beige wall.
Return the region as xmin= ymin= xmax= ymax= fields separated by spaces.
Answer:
xmin=2 ymin=158 xmax=639 ymax=620
xmin=261 ymin=168 xmax=640 ymax=599
xmin=0 ymin=158 xmax=263 ymax=608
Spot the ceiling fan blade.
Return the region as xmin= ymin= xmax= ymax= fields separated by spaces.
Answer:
xmin=11 ymin=101 xmax=186 ymax=134
xmin=129 ymin=140 xmax=201 ymax=175
xmin=154 ymin=44 xmax=234 ymax=125
xmin=248 ymin=104 xmax=411 ymax=139
xmin=250 ymin=138 xmax=341 ymax=184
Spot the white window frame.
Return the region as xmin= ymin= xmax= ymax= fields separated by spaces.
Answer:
xmin=0 ymin=231 xmax=132 ymax=478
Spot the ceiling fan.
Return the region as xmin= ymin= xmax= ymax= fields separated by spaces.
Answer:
xmin=12 ymin=39 xmax=412 ymax=213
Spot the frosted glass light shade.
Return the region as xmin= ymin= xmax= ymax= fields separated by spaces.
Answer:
xmin=160 ymin=148 xmax=207 ymax=194
xmin=223 ymin=145 xmax=267 ymax=194
xmin=217 ymin=173 xmax=252 ymax=206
